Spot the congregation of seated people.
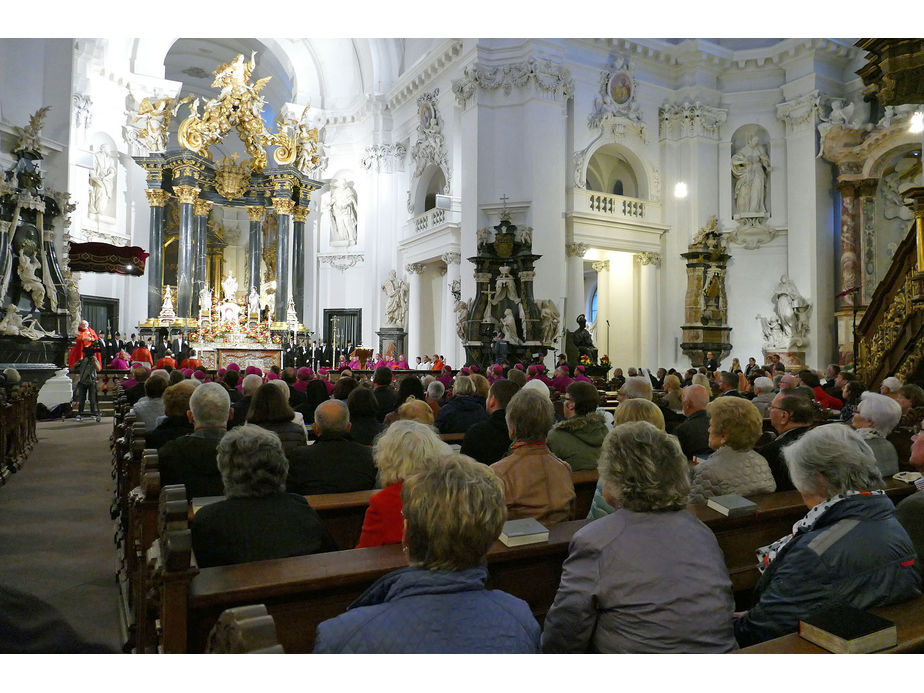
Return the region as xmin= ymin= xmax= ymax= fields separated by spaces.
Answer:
xmin=114 ymin=350 xmax=922 ymax=653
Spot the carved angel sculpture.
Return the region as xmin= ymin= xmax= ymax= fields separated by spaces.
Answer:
xmin=17 ymin=248 xmax=45 ymax=309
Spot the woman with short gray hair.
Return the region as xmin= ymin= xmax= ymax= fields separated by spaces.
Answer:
xmin=190 ymin=425 xmax=335 ymax=569
xmin=850 ymin=391 xmax=902 ymax=476
xmin=734 ymin=424 xmax=920 ymax=647
xmin=542 ymin=421 xmax=737 ymax=653
xmin=315 ymin=454 xmax=540 ymax=652
xmin=490 ymin=389 xmax=575 ymax=525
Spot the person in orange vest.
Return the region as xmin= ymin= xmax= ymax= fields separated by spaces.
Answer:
xmin=131 ymin=342 xmax=153 ymax=366
xmin=156 ymin=350 xmax=177 ymax=370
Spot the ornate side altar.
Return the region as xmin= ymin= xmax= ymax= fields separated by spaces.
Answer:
xmin=0 ymin=108 xmax=74 ymax=384
xmin=189 ymin=293 xmax=282 ymax=370
xmin=459 ymin=202 xmax=560 ymax=367
xmin=130 ymin=52 xmax=321 ymax=345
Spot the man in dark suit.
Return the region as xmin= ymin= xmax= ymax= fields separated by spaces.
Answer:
xmin=756 ymin=393 xmax=815 ymax=492
xmin=321 ymin=340 xmax=333 ymax=368
xmin=372 ymin=365 xmax=398 ymax=422
xmin=461 ymin=379 xmax=519 ymax=465
xmin=675 ymin=384 xmax=711 ymax=460
xmin=310 ymin=340 xmax=320 ymax=370
xmin=170 ymin=330 xmax=188 ymax=365
xmin=159 ymin=383 xmax=231 ymax=500
xmin=286 ymin=400 xmax=376 ymax=495
xmin=492 ymin=333 xmax=508 ymax=365
xmin=704 ymin=351 xmax=719 ymax=372
xmin=717 ymin=371 xmax=745 ymax=398
xmin=230 ymin=373 xmax=263 ymax=428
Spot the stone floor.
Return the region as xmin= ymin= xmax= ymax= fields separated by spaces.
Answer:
xmin=0 ymin=418 xmax=123 ymax=652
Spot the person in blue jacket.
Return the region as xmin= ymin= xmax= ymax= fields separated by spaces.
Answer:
xmin=313 ymin=454 xmax=540 ymax=653
xmin=734 ymin=424 xmax=921 ymax=647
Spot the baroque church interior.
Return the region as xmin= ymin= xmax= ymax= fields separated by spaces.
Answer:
xmin=2 ymin=5 xmax=924 ymax=668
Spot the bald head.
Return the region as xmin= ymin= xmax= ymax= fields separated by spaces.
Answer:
xmin=314 ymin=399 xmax=350 ymax=437
xmin=682 ymin=385 xmax=709 ymax=415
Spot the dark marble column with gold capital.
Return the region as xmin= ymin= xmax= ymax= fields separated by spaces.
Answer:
xmin=145 ymin=189 xmax=169 ymax=320
xmin=246 ymin=206 xmax=265 ymax=301
xmin=174 ymin=185 xmax=200 ymax=319
xmin=272 ymin=197 xmax=295 ymax=324
xmin=292 ymin=203 xmax=309 ymax=325
xmin=192 ymin=198 xmax=212 ymax=316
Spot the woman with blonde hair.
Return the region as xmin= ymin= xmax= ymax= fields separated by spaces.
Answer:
xmin=355 ymin=420 xmax=451 ymax=548
xmin=660 ymin=374 xmax=683 ymax=412
xmin=587 ymin=399 xmax=666 ymax=519
xmin=688 ymin=397 xmax=775 ymax=504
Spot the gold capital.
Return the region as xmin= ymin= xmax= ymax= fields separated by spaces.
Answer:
xmin=193 ymin=199 xmax=213 ymax=217
xmin=145 ymin=189 xmax=169 ymax=207
xmin=293 ymin=206 xmax=310 ymax=223
xmin=173 ymin=185 xmax=201 ymax=205
xmin=272 ymin=197 xmax=296 ymax=216
xmin=246 ymin=205 xmax=266 ymax=222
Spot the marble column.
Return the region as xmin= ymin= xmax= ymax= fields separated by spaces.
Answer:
xmin=837 ymin=182 xmax=859 ymax=309
xmin=173 ymin=185 xmax=199 ymax=319
xmin=293 ymin=204 xmax=309 ymax=324
xmin=145 ymin=189 xmax=168 ymax=320
xmin=565 ymin=242 xmax=588 ymax=323
xmin=245 ymin=206 xmax=265 ymax=300
xmin=406 ymin=263 xmax=425 ymax=362
xmin=636 ymin=252 xmax=661 ymax=369
xmin=857 ymin=179 xmax=878 ymax=306
xmin=273 ymin=197 xmax=295 ymax=324
xmin=441 ymin=252 xmax=461 ymax=362
xmin=592 ymin=259 xmax=610 ymax=359
xmin=192 ymin=198 xmax=212 ymax=316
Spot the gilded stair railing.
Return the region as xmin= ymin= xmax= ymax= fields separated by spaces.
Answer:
xmin=857 ymin=187 xmax=924 ymax=386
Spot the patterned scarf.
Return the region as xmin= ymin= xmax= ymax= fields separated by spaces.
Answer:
xmin=755 ymin=489 xmax=885 ymax=573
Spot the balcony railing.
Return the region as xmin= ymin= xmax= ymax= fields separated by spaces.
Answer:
xmin=580 ymin=190 xmax=646 ymax=219
xmin=413 ymin=207 xmax=447 ymax=233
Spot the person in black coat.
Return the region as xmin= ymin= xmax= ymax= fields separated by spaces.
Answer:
xmin=347 ymin=386 xmax=384 ymax=446
xmin=124 ymin=366 xmax=150 ymax=406
xmin=159 ymin=383 xmax=231 ymax=500
xmin=755 ymin=393 xmax=815 ymax=492
xmin=703 ymin=351 xmax=719 ymax=372
xmin=296 ymin=379 xmax=332 ymax=425
xmin=674 ymin=384 xmax=711 ymax=460
xmin=191 ymin=425 xmax=337 ymax=567
xmin=230 ymin=373 xmax=263 ymax=428
xmin=286 ymin=400 xmax=376 ymax=494
xmin=461 ymin=379 xmax=519 ymax=465
xmin=435 ymin=375 xmax=489 ymax=434
xmin=146 ymin=380 xmax=196 ymax=449
xmin=372 ymin=366 xmax=399 ymax=423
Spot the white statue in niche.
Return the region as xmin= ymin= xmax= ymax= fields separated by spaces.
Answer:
xmin=329 ymin=179 xmax=358 ymax=245
xmin=500 ymin=308 xmax=521 ymax=345
xmin=758 ymin=274 xmax=812 ymax=350
xmin=248 ymin=287 xmax=261 ymax=315
xmin=160 ymin=286 xmax=176 ymax=319
xmin=536 ymin=299 xmax=561 ymax=346
xmin=88 ymin=144 xmax=115 ymax=215
xmin=199 ymin=286 xmax=212 ymax=315
xmin=731 ymin=135 xmax=770 ymax=217
xmin=491 ymin=266 xmax=519 ymax=304
xmin=17 ymin=247 xmax=45 ymax=309
xmin=221 ymin=271 xmax=238 ymax=302
xmin=382 ymin=270 xmax=408 ymax=327
xmin=454 ymin=297 xmax=471 ymax=340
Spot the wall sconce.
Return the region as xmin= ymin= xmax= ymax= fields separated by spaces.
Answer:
xmin=674 ymin=182 xmax=688 ymax=199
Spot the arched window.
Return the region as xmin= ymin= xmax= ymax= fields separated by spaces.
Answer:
xmin=612 ymin=180 xmax=624 ymax=196
xmin=589 ymin=288 xmax=598 ymax=323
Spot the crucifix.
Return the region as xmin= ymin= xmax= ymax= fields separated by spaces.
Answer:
xmin=499 ymin=193 xmax=510 ymax=221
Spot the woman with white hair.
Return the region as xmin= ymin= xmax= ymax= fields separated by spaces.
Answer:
xmin=543 ymin=421 xmax=737 ymax=653
xmin=880 ymin=376 xmax=903 ymax=398
xmin=355 ymin=420 xmax=451 ymax=548
xmin=734 ymin=424 xmax=920 ymax=647
xmin=851 ymin=391 xmax=902 ymax=477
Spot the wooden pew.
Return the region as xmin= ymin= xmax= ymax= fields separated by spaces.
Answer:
xmin=150 ymin=474 xmax=917 ymax=653
xmin=737 ymin=594 xmax=924 ymax=653
xmin=155 ymin=503 xmax=584 ymax=653
xmin=689 ymin=477 xmax=917 ymax=607
xmin=306 ymin=489 xmax=376 ymax=549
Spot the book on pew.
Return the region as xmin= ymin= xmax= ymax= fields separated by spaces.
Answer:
xmin=893 ymin=471 xmax=922 ymax=484
xmin=499 ymin=518 xmax=549 ymax=547
xmin=705 ymin=493 xmax=757 ymax=517
xmin=799 ymin=605 xmax=897 ymax=654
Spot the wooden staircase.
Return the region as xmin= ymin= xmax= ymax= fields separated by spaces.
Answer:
xmin=857 ymin=188 xmax=924 ymax=387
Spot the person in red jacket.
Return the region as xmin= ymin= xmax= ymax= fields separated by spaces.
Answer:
xmin=798 ymin=369 xmax=842 ymax=410
xmin=355 ymin=420 xmax=451 ymax=548
xmin=67 ymin=320 xmax=101 ymax=369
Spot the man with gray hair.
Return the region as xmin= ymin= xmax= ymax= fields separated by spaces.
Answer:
xmin=159 ymin=382 xmax=232 ymax=499
xmin=675 ymin=384 xmax=711 ymax=460
xmin=619 ymin=376 xmax=652 ymax=402
xmin=750 ymin=376 xmax=776 ymax=417
xmin=426 ymin=379 xmax=445 ymax=418
xmin=286 ymin=399 xmax=376 ymax=494
xmin=231 ymin=373 xmax=264 ymax=428
xmin=757 ymin=393 xmax=815 ymax=491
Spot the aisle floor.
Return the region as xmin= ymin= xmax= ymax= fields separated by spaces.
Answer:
xmin=0 ymin=418 xmax=123 ymax=652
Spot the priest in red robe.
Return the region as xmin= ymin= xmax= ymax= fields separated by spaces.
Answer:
xmin=67 ymin=320 xmax=102 ymax=369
